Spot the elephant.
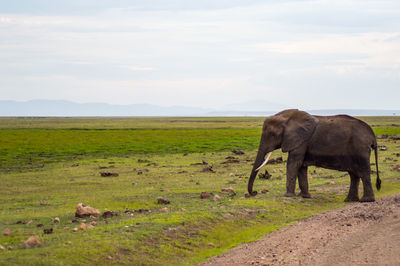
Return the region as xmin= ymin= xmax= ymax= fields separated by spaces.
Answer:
xmin=248 ymin=109 xmax=381 ymax=202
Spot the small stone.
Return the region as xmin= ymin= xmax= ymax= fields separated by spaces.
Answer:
xmin=3 ymin=228 xmax=11 ymax=236
xmin=90 ymin=221 xmax=97 ymax=226
xmin=73 ymin=227 xmax=78 ymax=232
xmin=63 ymin=227 xmax=70 ymax=231
xmin=26 ymin=220 xmax=33 ymax=225
xmin=221 ymin=187 xmax=236 ymax=196
xmin=213 ymin=194 xmax=223 ymax=201
xmin=107 ymin=256 xmax=113 ymax=260
xmin=208 ymin=242 xmax=215 ymax=247
xmin=24 ymin=236 xmax=41 ymax=248
xmin=261 ymin=189 xmax=269 ymax=194
xmin=8 ymin=246 xmax=13 ymax=250
xmin=200 ymin=192 xmax=212 ymax=199
xmin=102 ymin=211 xmax=115 ymax=218
xmin=79 ymin=223 xmax=88 ymax=230
xmin=43 ymin=228 xmax=53 ymax=234
xmin=244 ymin=192 xmax=251 ymax=198
xmin=40 ymin=200 xmax=49 ymax=205
xmin=66 ymin=241 xmax=72 ymax=245
xmin=180 ymin=208 xmax=186 ymax=212
xmin=0 ymin=245 xmax=4 ymax=251
xmin=160 ymin=207 xmax=168 ymax=212
xmin=157 ymin=197 xmax=170 ymax=204
xmin=330 ymin=181 xmax=335 ymax=185
xmin=53 ymin=217 xmax=60 ymax=223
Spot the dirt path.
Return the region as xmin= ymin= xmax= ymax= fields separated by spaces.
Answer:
xmin=200 ymin=193 xmax=400 ymax=266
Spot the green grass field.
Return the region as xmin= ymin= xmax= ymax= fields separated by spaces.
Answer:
xmin=0 ymin=116 xmax=399 ymax=265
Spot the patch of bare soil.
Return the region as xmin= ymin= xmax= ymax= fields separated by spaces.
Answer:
xmin=200 ymin=193 xmax=400 ymax=266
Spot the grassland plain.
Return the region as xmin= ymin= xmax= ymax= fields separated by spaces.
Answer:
xmin=0 ymin=116 xmax=399 ymax=265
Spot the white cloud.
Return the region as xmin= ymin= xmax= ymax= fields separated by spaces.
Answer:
xmin=0 ymin=1 xmax=399 ymax=110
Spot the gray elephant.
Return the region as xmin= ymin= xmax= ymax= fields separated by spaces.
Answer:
xmin=248 ymin=109 xmax=381 ymax=202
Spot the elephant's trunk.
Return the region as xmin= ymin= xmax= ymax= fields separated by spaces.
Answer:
xmin=248 ymin=146 xmax=268 ymax=196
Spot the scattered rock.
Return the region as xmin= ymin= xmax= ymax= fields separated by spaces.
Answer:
xmin=202 ymin=165 xmax=215 ymax=173
xmin=79 ymin=223 xmax=88 ymax=230
xmin=390 ymin=135 xmax=400 ymax=140
xmin=393 ymin=163 xmax=400 ymax=172
xmin=7 ymin=246 xmax=13 ymax=250
xmin=221 ymin=187 xmax=236 ymax=196
xmin=43 ymin=228 xmax=53 ymax=234
xmin=200 ymin=192 xmax=212 ymax=199
xmin=40 ymin=200 xmax=50 ymax=206
xmin=0 ymin=244 xmax=4 ymax=251
xmin=157 ymin=197 xmax=170 ymax=204
xmin=258 ymin=170 xmax=271 ymax=179
xmin=24 ymin=236 xmax=41 ymax=248
xmin=261 ymin=189 xmax=270 ymax=194
xmin=3 ymin=228 xmax=11 ymax=236
xmin=191 ymin=160 xmax=208 ymax=165
xmin=53 ymin=217 xmax=60 ymax=223
xmin=72 ymin=228 xmax=78 ymax=232
xmin=232 ymin=149 xmax=245 ymax=155
xmin=221 ymin=159 xmax=240 ymax=164
xmin=213 ymin=194 xmax=223 ymax=201
xmin=75 ymin=203 xmax=101 ymax=218
xmin=378 ymin=145 xmax=387 ymax=151
xmin=244 ymin=192 xmax=251 ymax=198
xmin=99 ymin=172 xmax=119 ymax=177
xmin=90 ymin=221 xmax=97 ymax=226
xmin=268 ymin=156 xmax=284 ymax=164
xmin=160 ymin=207 xmax=168 ymax=212
xmin=102 ymin=211 xmax=116 ymax=218
xmin=377 ymin=134 xmax=388 ymax=139
xmin=26 ymin=220 xmax=33 ymax=225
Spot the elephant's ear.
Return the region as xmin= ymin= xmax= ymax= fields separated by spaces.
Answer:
xmin=281 ymin=111 xmax=318 ymax=152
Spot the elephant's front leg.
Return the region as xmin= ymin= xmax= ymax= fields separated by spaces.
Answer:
xmin=298 ymin=165 xmax=311 ymax=198
xmin=344 ymin=171 xmax=360 ymax=202
xmin=285 ymin=151 xmax=305 ymax=197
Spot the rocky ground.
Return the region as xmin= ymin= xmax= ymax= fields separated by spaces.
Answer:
xmin=201 ymin=193 xmax=400 ymax=266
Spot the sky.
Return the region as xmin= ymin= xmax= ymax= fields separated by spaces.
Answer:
xmin=1 ymin=0 xmax=399 ymax=110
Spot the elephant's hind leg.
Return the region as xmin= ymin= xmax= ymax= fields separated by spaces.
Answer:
xmin=297 ymin=165 xmax=311 ymax=198
xmin=344 ymin=171 xmax=360 ymax=202
xmin=359 ymin=170 xmax=375 ymax=202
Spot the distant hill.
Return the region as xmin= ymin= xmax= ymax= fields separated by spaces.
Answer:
xmin=0 ymin=100 xmax=399 ymax=116
xmin=0 ymin=100 xmax=212 ymax=116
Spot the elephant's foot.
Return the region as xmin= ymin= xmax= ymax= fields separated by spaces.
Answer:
xmin=284 ymin=192 xmax=296 ymax=197
xmin=298 ymin=192 xmax=311 ymax=198
xmin=344 ymin=195 xmax=359 ymax=202
xmin=360 ymin=196 xmax=375 ymax=202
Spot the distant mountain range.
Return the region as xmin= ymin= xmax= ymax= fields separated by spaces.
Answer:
xmin=0 ymin=100 xmax=399 ymax=116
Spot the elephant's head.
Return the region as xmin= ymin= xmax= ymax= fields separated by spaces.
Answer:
xmin=247 ymin=109 xmax=318 ymax=196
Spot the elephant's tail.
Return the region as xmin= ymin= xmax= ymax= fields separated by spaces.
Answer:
xmin=374 ymin=145 xmax=381 ymax=190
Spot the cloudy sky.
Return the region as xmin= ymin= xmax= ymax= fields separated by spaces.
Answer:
xmin=1 ymin=0 xmax=399 ymax=110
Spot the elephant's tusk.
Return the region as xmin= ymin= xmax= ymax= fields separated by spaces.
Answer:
xmin=255 ymin=152 xmax=272 ymax=171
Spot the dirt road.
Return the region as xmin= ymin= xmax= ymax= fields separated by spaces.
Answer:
xmin=201 ymin=193 xmax=400 ymax=266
